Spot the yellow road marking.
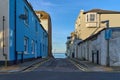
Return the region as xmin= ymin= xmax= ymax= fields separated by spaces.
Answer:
xmin=69 ymin=59 xmax=88 ymax=71
xmin=23 ymin=58 xmax=51 ymax=72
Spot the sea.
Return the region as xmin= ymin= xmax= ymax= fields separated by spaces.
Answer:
xmin=53 ymin=53 xmax=67 ymax=58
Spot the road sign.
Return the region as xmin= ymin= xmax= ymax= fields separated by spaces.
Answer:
xmin=105 ymin=29 xmax=112 ymax=40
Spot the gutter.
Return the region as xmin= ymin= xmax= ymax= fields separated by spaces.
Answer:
xmin=14 ymin=0 xmax=17 ymax=64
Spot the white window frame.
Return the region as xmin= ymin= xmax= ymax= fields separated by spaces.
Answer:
xmin=24 ymin=37 xmax=29 ymax=54
xmin=86 ymin=13 xmax=97 ymax=22
xmin=90 ymin=14 xmax=95 ymax=22
xmin=31 ymin=40 xmax=35 ymax=54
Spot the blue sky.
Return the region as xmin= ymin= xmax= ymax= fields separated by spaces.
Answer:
xmin=27 ymin=0 xmax=120 ymax=53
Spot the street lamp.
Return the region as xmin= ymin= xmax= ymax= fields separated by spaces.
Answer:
xmin=101 ymin=20 xmax=110 ymax=67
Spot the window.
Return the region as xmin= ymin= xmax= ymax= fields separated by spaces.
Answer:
xmin=24 ymin=7 xmax=29 ymax=25
xmin=24 ymin=37 xmax=29 ymax=54
xmin=87 ymin=14 xmax=89 ymax=22
xmin=31 ymin=40 xmax=35 ymax=54
xmin=43 ymin=32 xmax=44 ymax=39
xmin=90 ymin=14 xmax=95 ymax=22
xmin=40 ymin=14 xmax=43 ymax=18
xmin=43 ymin=44 xmax=44 ymax=52
xmin=35 ymin=41 xmax=37 ymax=55
xmin=86 ymin=13 xmax=96 ymax=22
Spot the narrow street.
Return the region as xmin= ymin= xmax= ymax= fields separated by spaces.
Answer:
xmin=33 ymin=58 xmax=81 ymax=72
xmin=0 ymin=0 xmax=120 ymax=80
xmin=0 ymin=58 xmax=120 ymax=80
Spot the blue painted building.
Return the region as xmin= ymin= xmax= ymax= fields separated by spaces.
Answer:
xmin=0 ymin=0 xmax=48 ymax=64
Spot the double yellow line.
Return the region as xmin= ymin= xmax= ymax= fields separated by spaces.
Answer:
xmin=69 ymin=59 xmax=88 ymax=71
xmin=31 ymin=59 xmax=50 ymax=70
xmin=23 ymin=58 xmax=51 ymax=72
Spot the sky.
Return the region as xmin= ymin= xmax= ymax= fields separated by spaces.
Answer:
xmin=27 ymin=0 xmax=120 ymax=53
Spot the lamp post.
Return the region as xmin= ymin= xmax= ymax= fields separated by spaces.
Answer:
xmin=101 ymin=20 xmax=110 ymax=67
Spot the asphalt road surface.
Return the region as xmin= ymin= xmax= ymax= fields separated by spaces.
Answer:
xmin=0 ymin=58 xmax=120 ymax=80
xmin=34 ymin=58 xmax=81 ymax=72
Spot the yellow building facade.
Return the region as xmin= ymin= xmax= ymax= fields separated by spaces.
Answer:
xmin=75 ymin=9 xmax=120 ymax=40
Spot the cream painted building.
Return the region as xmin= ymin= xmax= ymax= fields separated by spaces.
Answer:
xmin=66 ymin=9 xmax=120 ymax=66
xmin=74 ymin=9 xmax=120 ymax=66
xmin=75 ymin=9 xmax=120 ymax=40
xmin=35 ymin=11 xmax=52 ymax=57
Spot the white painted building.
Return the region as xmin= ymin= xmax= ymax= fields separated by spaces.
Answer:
xmin=0 ymin=0 xmax=9 ymax=61
xmin=77 ymin=28 xmax=120 ymax=66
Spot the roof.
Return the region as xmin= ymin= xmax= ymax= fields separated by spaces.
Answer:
xmin=78 ymin=27 xmax=120 ymax=45
xmin=84 ymin=9 xmax=120 ymax=14
xmin=35 ymin=11 xmax=50 ymax=19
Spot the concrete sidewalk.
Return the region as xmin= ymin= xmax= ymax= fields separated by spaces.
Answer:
xmin=78 ymin=61 xmax=113 ymax=71
xmin=0 ymin=58 xmax=49 ymax=73
xmin=71 ymin=58 xmax=120 ymax=72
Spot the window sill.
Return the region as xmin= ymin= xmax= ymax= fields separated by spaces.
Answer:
xmin=24 ymin=51 xmax=29 ymax=54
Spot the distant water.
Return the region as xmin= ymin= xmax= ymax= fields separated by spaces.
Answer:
xmin=53 ymin=53 xmax=67 ymax=58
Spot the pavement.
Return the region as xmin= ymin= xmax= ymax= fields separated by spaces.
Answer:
xmin=0 ymin=58 xmax=49 ymax=73
xmin=71 ymin=58 xmax=120 ymax=72
xmin=78 ymin=61 xmax=113 ymax=71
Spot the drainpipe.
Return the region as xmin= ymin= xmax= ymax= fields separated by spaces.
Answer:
xmin=3 ymin=16 xmax=8 ymax=67
xmin=87 ymin=41 xmax=89 ymax=60
xmin=14 ymin=0 xmax=17 ymax=64
xmin=2 ymin=16 xmax=5 ymax=56
xmin=106 ymin=21 xmax=110 ymax=67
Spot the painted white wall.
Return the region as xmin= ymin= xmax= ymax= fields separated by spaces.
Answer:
xmin=0 ymin=0 xmax=9 ymax=60
xmin=77 ymin=30 xmax=105 ymax=65
xmin=110 ymin=31 xmax=120 ymax=66
xmin=86 ymin=31 xmax=107 ymax=65
xmin=77 ymin=29 xmax=120 ymax=66
xmin=100 ymin=31 xmax=107 ymax=65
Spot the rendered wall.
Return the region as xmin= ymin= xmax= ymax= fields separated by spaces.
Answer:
xmin=0 ymin=0 xmax=9 ymax=60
